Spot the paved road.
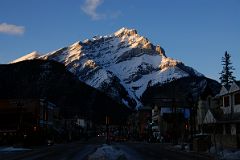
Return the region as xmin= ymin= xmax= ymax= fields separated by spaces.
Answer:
xmin=116 ymin=142 xmax=214 ymax=160
xmin=0 ymin=138 xmax=215 ymax=160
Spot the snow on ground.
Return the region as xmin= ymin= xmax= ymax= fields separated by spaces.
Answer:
xmin=115 ymin=144 xmax=143 ymax=160
xmin=88 ymin=144 xmax=143 ymax=160
xmin=0 ymin=147 xmax=31 ymax=152
xmin=208 ymin=146 xmax=240 ymax=160
xmin=88 ymin=144 xmax=126 ymax=160
xmin=220 ymin=150 xmax=240 ymax=160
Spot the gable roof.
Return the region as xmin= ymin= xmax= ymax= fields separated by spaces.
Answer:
xmin=229 ymin=81 xmax=240 ymax=93
xmin=203 ymin=109 xmax=216 ymax=124
xmin=203 ymin=108 xmax=224 ymax=124
xmin=236 ymin=81 xmax=240 ymax=86
xmin=218 ymin=85 xmax=229 ymax=96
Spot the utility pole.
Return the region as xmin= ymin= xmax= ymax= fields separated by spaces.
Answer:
xmin=17 ymin=101 xmax=24 ymax=132
xmin=106 ymin=115 xmax=110 ymax=144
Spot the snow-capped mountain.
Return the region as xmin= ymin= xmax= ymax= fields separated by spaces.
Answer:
xmin=11 ymin=51 xmax=40 ymax=64
xmin=12 ymin=28 xmax=204 ymax=108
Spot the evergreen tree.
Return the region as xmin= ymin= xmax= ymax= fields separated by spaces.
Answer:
xmin=219 ymin=51 xmax=236 ymax=87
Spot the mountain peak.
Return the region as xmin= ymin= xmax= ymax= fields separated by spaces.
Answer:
xmin=114 ymin=27 xmax=138 ymax=37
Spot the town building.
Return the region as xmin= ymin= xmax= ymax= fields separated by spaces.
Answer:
xmin=151 ymin=99 xmax=190 ymax=143
xmin=0 ymin=98 xmax=59 ymax=145
xmin=148 ymin=80 xmax=220 ymax=145
xmin=202 ymin=81 xmax=240 ymax=148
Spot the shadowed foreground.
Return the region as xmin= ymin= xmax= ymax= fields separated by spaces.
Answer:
xmin=0 ymin=137 xmax=214 ymax=160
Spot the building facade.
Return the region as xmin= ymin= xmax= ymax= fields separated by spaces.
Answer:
xmin=202 ymin=81 xmax=240 ymax=148
xmin=0 ymin=99 xmax=59 ymax=145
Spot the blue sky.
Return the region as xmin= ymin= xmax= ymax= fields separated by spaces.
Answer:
xmin=0 ymin=0 xmax=239 ymax=81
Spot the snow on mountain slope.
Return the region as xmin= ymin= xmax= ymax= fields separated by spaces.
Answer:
xmin=11 ymin=28 xmax=204 ymax=109
xmin=11 ymin=51 xmax=40 ymax=63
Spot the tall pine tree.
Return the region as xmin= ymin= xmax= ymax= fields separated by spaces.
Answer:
xmin=219 ymin=51 xmax=236 ymax=87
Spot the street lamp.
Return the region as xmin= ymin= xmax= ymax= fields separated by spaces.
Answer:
xmin=17 ymin=101 xmax=24 ymax=132
xmin=105 ymin=115 xmax=110 ymax=144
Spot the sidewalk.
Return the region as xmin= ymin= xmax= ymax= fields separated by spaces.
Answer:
xmin=163 ymin=143 xmax=216 ymax=160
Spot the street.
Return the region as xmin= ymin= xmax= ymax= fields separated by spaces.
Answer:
xmin=0 ymin=137 xmax=214 ymax=160
xmin=117 ymin=142 xmax=214 ymax=160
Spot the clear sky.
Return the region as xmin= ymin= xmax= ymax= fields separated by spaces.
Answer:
xmin=0 ymin=0 xmax=239 ymax=81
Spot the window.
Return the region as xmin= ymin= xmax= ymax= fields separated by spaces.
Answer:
xmin=234 ymin=93 xmax=240 ymax=105
xmin=225 ymin=124 xmax=231 ymax=134
xmin=224 ymin=96 xmax=230 ymax=107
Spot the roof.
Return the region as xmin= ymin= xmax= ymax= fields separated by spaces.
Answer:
xmin=236 ymin=81 xmax=240 ymax=87
xmin=218 ymin=85 xmax=229 ymax=96
xmin=203 ymin=108 xmax=223 ymax=124
xmin=218 ymin=82 xmax=240 ymax=96
xmin=224 ymin=85 xmax=231 ymax=91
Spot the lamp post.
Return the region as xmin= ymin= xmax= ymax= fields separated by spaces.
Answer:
xmin=17 ymin=100 xmax=24 ymax=144
xmin=187 ymin=93 xmax=197 ymax=150
xmin=17 ymin=101 xmax=24 ymax=132
xmin=106 ymin=115 xmax=110 ymax=144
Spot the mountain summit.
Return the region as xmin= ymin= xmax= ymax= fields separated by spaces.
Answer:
xmin=12 ymin=28 xmax=204 ymax=108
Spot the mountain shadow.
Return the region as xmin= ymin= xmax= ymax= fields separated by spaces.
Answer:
xmin=141 ymin=76 xmax=221 ymax=106
xmin=0 ymin=60 xmax=132 ymax=124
